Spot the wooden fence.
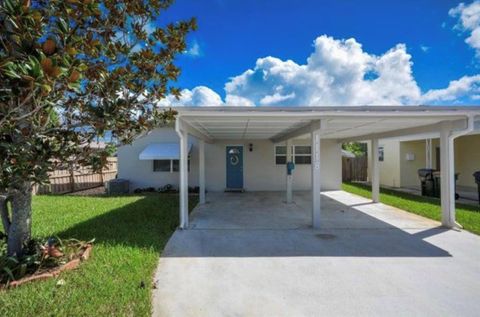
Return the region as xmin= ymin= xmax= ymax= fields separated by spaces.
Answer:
xmin=342 ymin=156 xmax=368 ymax=182
xmin=33 ymin=157 xmax=117 ymax=195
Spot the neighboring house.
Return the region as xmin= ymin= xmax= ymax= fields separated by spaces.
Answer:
xmin=117 ymin=106 xmax=480 ymax=230
xmin=370 ymin=134 xmax=480 ymax=193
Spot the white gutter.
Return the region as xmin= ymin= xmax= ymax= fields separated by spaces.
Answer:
xmin=451 ymin=115 xmax=477 ymax=139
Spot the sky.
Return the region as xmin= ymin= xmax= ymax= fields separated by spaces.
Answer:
xmin=156 ymin=0 xmax=480 ymax=107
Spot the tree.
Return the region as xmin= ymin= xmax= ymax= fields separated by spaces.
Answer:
xmin=0 ymin=0 xmax=196 ymax=256
xmin=342 ymin=142 xmax=367 ymax=157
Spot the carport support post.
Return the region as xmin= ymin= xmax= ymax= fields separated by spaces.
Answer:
xmin=371 ymin=138 xmax=380 ymax=203
xmin=286 ymin=139 xmax=293 ymax=204
xmin=426 ymin=139 xmax=433 ymax=169
xmin=440 ymin=128 xmax=456 ymax=228
xmin=199 ymin=140 xmax=206 ymax=204
xmin=179 ymin=129 xmax=189 ymax=229
xmin=311 ymin=124 xmax=321 ymax=229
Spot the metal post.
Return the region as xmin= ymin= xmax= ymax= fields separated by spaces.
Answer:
xmin=179 ymin=129 xmax=189 ymax=229
xmin=311 ymin=127 xmax=321 ymax=228
xmin=286 ymin=139 xmax=293 ymax=204
xmin=371 ymin=138 xmax=380 ymax=203
xmin=426 ymin=138 xmax=433 ymax=169
xmin=440 ymin=128 xmax=455 ymax=228
xmin=199 ymin=140 xmax=206 ymax=204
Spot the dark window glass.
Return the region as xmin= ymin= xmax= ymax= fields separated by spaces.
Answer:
xmin=153 ymin=160 xmax=170 ymax=172
xmin=295 ymin=155 xmax=311 ymax=164
xmin=275 ymin=146 xmax=286 ymax=155
xmin=172 ymin=160 xmax=179 ymax=172
xmin=276 ymin=156 xmax=286 ymax=165
xmin=171 ymin=159 xmax=190 ymax=172
xmin=295 ymin=146 xmax=311 ymax=154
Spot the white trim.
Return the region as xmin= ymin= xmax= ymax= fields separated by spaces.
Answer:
xmin=274 ymin=144 xmax=312 ymax=165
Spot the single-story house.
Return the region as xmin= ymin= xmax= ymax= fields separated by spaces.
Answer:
xmin=117 ymin=106 xmax=480 ymax=230
xmin=368 ymin=133 xmax=480 ymax=198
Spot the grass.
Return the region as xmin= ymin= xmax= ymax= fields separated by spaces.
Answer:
xmin=342 ymin=182 xmax=480 ymax=235
xmin=0 ymin=193 xmax=198 ymax=317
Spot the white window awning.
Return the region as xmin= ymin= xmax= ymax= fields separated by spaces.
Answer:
xmin=139 ymin=142 xmax=192 ymax=160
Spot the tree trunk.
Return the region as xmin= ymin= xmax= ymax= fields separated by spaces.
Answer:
xmin=7 ymin=183 xmax=32 ymax=257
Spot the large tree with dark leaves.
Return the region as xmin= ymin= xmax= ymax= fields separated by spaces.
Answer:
xmin=0 ymin=0 xmax=195 ymax=256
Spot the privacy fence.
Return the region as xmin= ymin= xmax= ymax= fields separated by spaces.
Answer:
xmin=33 ymin=157 xmax=117 ymax=195
xmin=342 ymin=155 xmax=368 ymax=182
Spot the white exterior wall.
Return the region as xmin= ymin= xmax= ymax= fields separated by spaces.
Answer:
xmin=118 ymin=128 xmax=342 ymax=192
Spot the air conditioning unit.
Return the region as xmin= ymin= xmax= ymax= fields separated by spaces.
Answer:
xmin=106 ymin=179 xmax=129 ymax=194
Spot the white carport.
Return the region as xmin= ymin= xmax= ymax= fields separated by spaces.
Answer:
xmin=174 ymin=106 xmax=480 ymax=230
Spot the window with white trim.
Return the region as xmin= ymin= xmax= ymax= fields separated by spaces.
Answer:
xmin=153 ymin=158 xmax=190 ymax=172
xmin=294 ymin=145 xmax=311 ymax=164
xmin=274 ymin=145 xmax=311 ymax=165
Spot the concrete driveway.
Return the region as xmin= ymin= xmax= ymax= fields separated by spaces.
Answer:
xmin=152 ymin=191 xmax=480 ymax=316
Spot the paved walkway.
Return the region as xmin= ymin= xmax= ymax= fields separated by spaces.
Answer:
xmin=152 ymin=191 xmax=480 ymax=316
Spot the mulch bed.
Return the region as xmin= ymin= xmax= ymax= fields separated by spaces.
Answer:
xmin=1 ymin=244 xmax=93 ymax=289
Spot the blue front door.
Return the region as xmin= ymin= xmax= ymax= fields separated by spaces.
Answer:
xmin=226 ymin=146 xmax=244 ymax=189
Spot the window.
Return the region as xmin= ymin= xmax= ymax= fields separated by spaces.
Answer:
xmin=274 ymin=145 xmax=311 ymax=165
xmin=294 ymin=146 xmax=311 ymax=164
xmin=153 ymin=160 xmax=171 ymax=172
xmin=275 ymin=146 xmax=287 ymax=165
xmin=154 ymin=158 xmax=190 ymax=172
xmin=378 ymin=146 xmax=384 ymax=162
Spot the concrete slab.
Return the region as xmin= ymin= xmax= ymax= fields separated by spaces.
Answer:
xmin=152 ymin=191 xmax=480 ymax=317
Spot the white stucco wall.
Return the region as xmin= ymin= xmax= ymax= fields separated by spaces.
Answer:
xmin=367 ymin=140 xmax=401 ymax=187
xmin=118 ymin=127 xmax=342 ymax=192
xmin=377 ymin=134 xmax=480 ymax=190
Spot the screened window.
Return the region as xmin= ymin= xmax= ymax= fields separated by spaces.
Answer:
xmin=153 ymin=160 xmax=171 ymax=172
xmin=275 ymin=146 xmax=287 ymax=165
xmin=294 ymin=146 xmax=311 ymax=165
xmin=154 ymin=158 xmax=190 ymax=172
xmin=274 ymin=145 xmax=311 ymax=165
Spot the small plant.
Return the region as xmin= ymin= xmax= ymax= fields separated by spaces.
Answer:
xmin=0 ymin=236 xmax=94 ymax=286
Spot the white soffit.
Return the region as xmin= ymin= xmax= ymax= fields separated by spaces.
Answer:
xmin=139 ymin=142 xmax=192 ymax=160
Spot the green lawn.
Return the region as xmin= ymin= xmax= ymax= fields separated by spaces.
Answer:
xmin=0 ymin=194 xmax=197 ymax=317
xmin=342 ymin=182 xmax=480 ymax=235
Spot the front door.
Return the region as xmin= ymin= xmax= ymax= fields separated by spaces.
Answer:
xmin=226 ymin=146 xmax=244 ymax=189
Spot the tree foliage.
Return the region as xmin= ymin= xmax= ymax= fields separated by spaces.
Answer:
xmin=0 ymin=0 xmax=195 ymax=254
xmin=342 ymin=142 xmax=367 ymax=157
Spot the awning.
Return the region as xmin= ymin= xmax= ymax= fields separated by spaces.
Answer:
xmin=139 ymin=142 xmax=192 ymax=160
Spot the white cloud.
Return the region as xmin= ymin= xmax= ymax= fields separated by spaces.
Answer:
xmin=224 ymin=36 xmax=422 ymax=106
xmin=420 ymin=45 xmax=430 ymax=52
xmin=157 ymin=86 xmax=223 ymax=107
xmin=422 ymin=75 xmax=480 ymax=102
xmin=158 ymin=35 xmax=480 ymax=107
xmin=185 ymin=40 xmax=202 ymax=57
xmin=449 ymin=1 xmax=480 ymax=56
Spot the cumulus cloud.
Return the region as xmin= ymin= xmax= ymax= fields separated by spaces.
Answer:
xmin=158 ymin=35 xmax=480 ymax=107
xmin=422 ymin=75 xmax=480 ymax=102
xmin=450 ymin=1 xmax=480 ymax=55
xmin=157 ymin=86 xmax=223 ymax=107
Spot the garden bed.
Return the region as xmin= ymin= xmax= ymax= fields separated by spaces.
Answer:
xmin=1 ymin=237 xmax=94 ymax=289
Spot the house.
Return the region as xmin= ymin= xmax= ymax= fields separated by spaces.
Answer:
xmin=369 ymin=134 xmax=480 ymax=199
xmin=117 ymin=106 xmax=480 ymax=230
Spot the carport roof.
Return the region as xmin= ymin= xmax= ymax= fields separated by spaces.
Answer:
xmin=174 ymin=106 xmax=480 ymax=142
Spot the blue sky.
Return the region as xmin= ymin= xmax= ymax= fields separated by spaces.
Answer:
xmin=158 ymin=0 xmax=480 ymax=106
